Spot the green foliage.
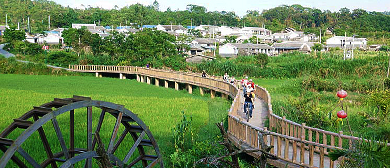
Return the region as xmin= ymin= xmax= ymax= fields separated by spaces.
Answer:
xmin=47 ymin=51 xmax=78 ymax=67
xmin=366 ymin=89 xmax=390 ymax=118
xmin=329 ymin=140 xmax=390 ymax=168
xmin=172 ymin=111 xmax=194 ymax=151
xmin=380 ymin=45 xmax=390 ymax=51
xmin=0 ymin=56 xmax=78 ymax=75
xmin=312 ymin=43 xmax=323 ymax=51
xmin=254 ymin=53 xmax=269 ymax=67
xmin=3 ymin=26 xmax=25 ymax=42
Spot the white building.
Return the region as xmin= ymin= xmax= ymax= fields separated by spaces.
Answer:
xmin=326 ymin=36 xmax=367 ymax=49
xmin=219 ymin=43 xmax=274 ymax=57
xmin=156 ymin=25 xmax=187 ymax=34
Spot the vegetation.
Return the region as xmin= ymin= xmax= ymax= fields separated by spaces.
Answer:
xmin=1 ymin=0 xmax=390 ymax=42
xmin=0 ymin=74 xmax=231 ymax=167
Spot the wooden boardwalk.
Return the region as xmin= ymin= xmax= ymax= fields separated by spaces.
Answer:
xmin=67 ymin=65 xmax=359 ymax=168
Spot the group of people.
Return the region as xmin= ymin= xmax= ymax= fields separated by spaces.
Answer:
xmin=223 ymin=73 xmax=236 ymax=85
xmin=242 ymin=76 xmax=255 ymax=120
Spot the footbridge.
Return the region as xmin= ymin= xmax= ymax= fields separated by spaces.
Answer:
xmin=68 ymin=65 xmax=367 ymax=168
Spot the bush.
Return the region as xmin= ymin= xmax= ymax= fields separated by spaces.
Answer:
xmin=47 ymin=51 xmax=78 ymax=67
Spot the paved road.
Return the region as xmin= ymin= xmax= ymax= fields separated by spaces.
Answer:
xmin=0 ymin=44 xmax=15 ymax=58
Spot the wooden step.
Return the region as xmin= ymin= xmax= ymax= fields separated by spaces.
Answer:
xmin=51 ymin=98 xmax=73 ymax=108
xmin=72 ymin=95 xmax=91 ymax=101
xmin=143 ymin=155 xmax=158 ymax=161
xmin=13 ymin=119 xmax=33 ymax=129
xmin=32 ymin=106 xmax=52 ymax=117
xmin=128 ymin=125 xmax=143 ymax=133
xmin=0 ymin=138 xmax=13 ymax=146
xmin=139 ymin=139 xmax=153 ymax=147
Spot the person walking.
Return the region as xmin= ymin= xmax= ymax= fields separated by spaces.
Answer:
xmin=223 ymin=73 xmax=229 ymax=82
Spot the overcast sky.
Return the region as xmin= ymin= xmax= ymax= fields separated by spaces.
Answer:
xmin=52 ymin=0 xmax=390 ymax=16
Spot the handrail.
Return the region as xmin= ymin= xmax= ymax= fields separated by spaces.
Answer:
xmin=69 ymin=65 xmax=387 ymax=168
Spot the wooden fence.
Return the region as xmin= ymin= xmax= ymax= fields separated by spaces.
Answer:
xmin=69 ymin=65 xmax=385 ymax=168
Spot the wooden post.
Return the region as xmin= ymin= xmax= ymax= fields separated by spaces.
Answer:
xmin=95 ymin=72 xmax=99 ymax=77
xmin=200 ymin=87 xmax=204 ymax=96
xmin=222 ymin=93 xmax=228 ymax=99
xmin=140 ymin=76 xmax=144 ymax=83
xmin=338 ymin=131 xmax=343 ymax=148
xmin=175 ymin=82 xmax=179 ymax=90
xmin=300 ymin=123 xmax=306 ymax=165
xmin=136 ymin=75 xmax=140 ymax=82
xmin=165 ymin=80 xmax=168 ymax=88
xmin=210 ymin=90 xmax=215 ymax=99
xmin=155 ymin=78 xmax=159 ymax=86
xmin=119 ymin=73 xmax=123 ymax=79
xmin=188 ymin=84 xmax=192 ymax=94
xmin=146 ymin=77 xmax=151 ymax=84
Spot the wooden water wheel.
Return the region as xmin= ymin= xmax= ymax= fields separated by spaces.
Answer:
xmin=0 ymin=95 xmax=163 ymax=168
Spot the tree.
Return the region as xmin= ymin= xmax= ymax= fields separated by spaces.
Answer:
xmin=312 ymin=43 xmax=323 ymax=51
xmin=3 ymin=27 xmax=25 ymax=42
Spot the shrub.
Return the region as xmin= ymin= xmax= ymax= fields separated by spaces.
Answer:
xmin=47 ymin=51 xmax=78 ymax=67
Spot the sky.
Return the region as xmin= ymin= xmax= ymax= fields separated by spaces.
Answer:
xmin=52 ymin=0 xmax=390 ymax=17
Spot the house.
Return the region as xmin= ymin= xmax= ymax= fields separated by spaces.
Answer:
xmin=195 ymin=25 xmax=220 ymax=37
xmin=219 ymin=43 xmax=274 ymax=57
xmin=192 ymin=38 xmax=219 ymax=53
xmin=37 ymin=33 xmax=64 ymax=45
xmin=156 ymin=25 xmax=187 ymax=34
xmin=326 ymin=36 xmax=367 ymax=50
xmin=272 ymin=31 xmax=309 ymax=42
xmin=188 ymin=44 xmax=204 ymax=56
xmin=272 ymin=41 xmax=314 ymax=54
xmin=240 ymin=27 xmax=272 ymax=36
xmin=219 ymin=26 xmax=240 ymax=36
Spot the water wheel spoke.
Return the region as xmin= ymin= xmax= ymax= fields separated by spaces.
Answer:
xmin=52 ymin=118 xmax=70 ymax=160
xmin=92 ymin=109 xmax=106 ymax=150
xmin=17 ymin=147 xmax=42 ymax=168
xmin=112 ymin=128 xmax=129 ymax=154
xmin=107 ymin=112 xmax=123 ymax=153
xmin=86 ymin=106 xmax=93 ymax=167
xmin=126 ymin=155 xmax=143 ymax=168
xmin=33 ymin=115 xmax=58 ymax=168
xmin=60 ymin=151 xmax=97 ymax=168
xmin=70 ymin=110 xmax=74 ymax=158
xmin=123 ymin=131 xmax=146 ymax=163
xmin=0 ymin=145 xmax=27 ymax=167
xmin=146 ymin=158 xmax=159 ymax=168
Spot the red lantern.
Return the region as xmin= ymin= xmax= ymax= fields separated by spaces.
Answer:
xmin=337 ymin=110 xmax=347 ymax=119
xmin=337 ymin=90 xmax=347 ymax=99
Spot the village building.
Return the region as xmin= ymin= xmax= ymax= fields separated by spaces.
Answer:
xmin=272 ymin=41 xmax=314 ymax=54
xmin=325 ymin=36 xmax=367 ymax=50
xmin=219 ymin=43 xmax=274 ymax=57
xmin=156 ymin=25 xmax=187 ymax=34
xmin=240 ymin=27 xmax=272 ymax=36
xmin=185 ymin=55 xmax=215 ymax=63
xmin=191 ymin=38 xmax=219 ymax=53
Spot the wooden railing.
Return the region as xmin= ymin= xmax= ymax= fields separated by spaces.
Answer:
xmin=69 ymin=65 xmax=383 ymax=168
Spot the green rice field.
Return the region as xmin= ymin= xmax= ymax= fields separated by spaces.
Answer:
xmin=0 ymin=74 xmax=230 ymax=167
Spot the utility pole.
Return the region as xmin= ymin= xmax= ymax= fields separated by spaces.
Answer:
xmin=343 ymin=32 xmax=346 ymax=60
xmin=28 ymin=17 xmax=30 ymax=33
xmin=352 ymin=35 xmax=355 ymax=60
xmin=319 ymin=28 xmax=322 ymax=43
xmin=48 ymin=15 xmax=50 ymax=30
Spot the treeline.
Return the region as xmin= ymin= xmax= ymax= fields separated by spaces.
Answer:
xmin=1 ymin=0 xmax=390 ymax=36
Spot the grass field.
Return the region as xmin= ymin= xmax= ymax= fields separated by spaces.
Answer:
xmin=0 ymin=74 xmax=230 ymax=167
